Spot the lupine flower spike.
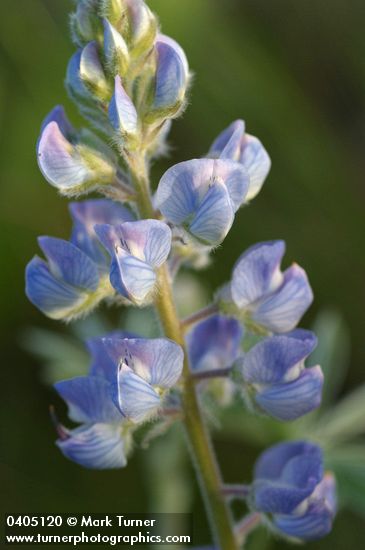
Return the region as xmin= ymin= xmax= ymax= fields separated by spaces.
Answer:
xmin=25 ymin=0 xmax=337 ymax=547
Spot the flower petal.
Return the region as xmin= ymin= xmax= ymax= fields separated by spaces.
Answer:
xmin=253 ymin=264 xmax=313 ymax=333
xmin=96 ymin=220 xmax=171 ymax=266
xmin=108 ymin=75 xmax=138 ymax=136
xmin=209 ymin=120 xmax=245 ymax=161
xmin=188 ymin=315 xmax=243 ymax=372
xmin=157 ymin=34 xmax=189 ymax=79
xmin=103 ymin=337 xmax=183 ymax=388
xmin=55 ymin=376 xmax=122 ymax=424
xmin=80 ymin=41 xmax=108 ymax=97
xmin=231 ymin=240 xmax=286 ymax=309
xmin=253 ymin=480 xmax=318 ymax=515
xmin=25 ymin=257 xmax=87 ymax=320
xmin=56 ymin=423 xmax=127 ymax=469
xmin=274 ymin=500 xmax=334 ymax=541
xmin=153 ymin=38 xmax=187 ymax=110
xmin=40 ymin=105 xmax=75 ymax=137
xmin=254 ymin=441 xmax=321 ymax=481
xmin=38 ymin=236 xmax=99 ymax=291
xmin=242 ymin=330 xmax=318 ymax=385
xmin=156 ymin=158 xmax=248 ymax=227
xmin=87 ymin=332 xmax=134 ymax=383
xmin=66 ymin=49 xmax=90 ymax=100
xmin=240 ymin=134 xmax=271 ymax=201
xmin=37 ymin=121 xmax=91 ymax=190
xmin=113 ymin=365 xmax=161 ymax=423
xmin=255 ymin=366 xmax=323 ymax=420
xmin=110 ymin=250 xmax=156 ymax=305
xmin=69 ymin=199 xmax=134 ymax=264
xmin=103 ymin=19 xmax=129 ymax=76
xmin=189 ymin=181 xmax=235 ymax=245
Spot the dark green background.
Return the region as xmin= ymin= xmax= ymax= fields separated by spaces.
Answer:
xmin=1 ymin=0 xmax=365 ymax=548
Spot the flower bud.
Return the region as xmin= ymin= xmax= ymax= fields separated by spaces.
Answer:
xmin=70 ymin=0 xmax=101 ymax=46
xmin=103 ymin=18 xmax=130 ymax=76
xmin=124 ymin=0 xmax=157 ymax=58
xmin=37 ymin=107 xmax=117 ymax=196
xmin=99 ymin=0 xmax=125 ymax=28
xmin=144 ymin=35 xmax=189 ymax=124
xmin=108 ymin=75 xmax=139 ymax=149
xmin=79 ymin=41 xmax=111 ymax=101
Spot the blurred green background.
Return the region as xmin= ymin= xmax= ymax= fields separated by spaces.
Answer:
xmin=1 ymin=0 xmax=365 ymax=548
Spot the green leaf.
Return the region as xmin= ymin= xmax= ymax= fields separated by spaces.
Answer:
xmin=20 ymin=327 xmax=89 ymax=384
xmin=327 ymin=446 xmax=365 ymax=516
xmin=310 ymin=308 xmax=350 ymax=407
xmin=310 ymin=385 xmax=365 ymax=446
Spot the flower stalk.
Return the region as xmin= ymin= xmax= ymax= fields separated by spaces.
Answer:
xmin=130 ymin=154 xmax=239 ymax=550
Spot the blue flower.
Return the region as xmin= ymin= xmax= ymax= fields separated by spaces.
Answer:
xmin=102 ymin=336 xmax=184 ymax=423
xmin=37 ymin=106 xmax=117 ymax=196
xmin=95 ymin=219 xmax=172 ymax=305
xmin=229 ymin=240 xmax=313 ymax=333
xmin=252 ymin=441 xmax=336 ymax=541
xmin=188 ymin=315 xmax=243 ymax=372
xmin=208 ymin=120 xmax=271 ymax=201
xmin=155 ymin=159 xmax=249 ymax=245
xmin=26 ymin=199 xmax=132 ymax=320
xmin=25 ymin=237 xmax=111 ymax=321
xmin=240 ymin=330 xmax=323 ymax=420
xmin=54 ymin=334 xmax=132 ymax=469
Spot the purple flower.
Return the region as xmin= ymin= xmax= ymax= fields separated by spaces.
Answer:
xmin=209 ymin=120 xmax=271 ymax=201
xmin=252 ymin=441 xmax=336 ymax=541
xmin=54 ymin=333 xmax=132 ymax=469
xmin=240 ymin=330 xmax=323 ymax=420
xmin=230 ymin=240 xmax=313 ymax=333
xmin=156 ymin=159 xmax=249 ymax=245
xmin=103 ymin=336 xmax=184 ymax=423
xmin=95 ymin=219 xmax=172 ymax=305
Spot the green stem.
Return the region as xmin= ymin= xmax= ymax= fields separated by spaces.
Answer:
xmin=130 ymin=154 xmax=239 ymax=550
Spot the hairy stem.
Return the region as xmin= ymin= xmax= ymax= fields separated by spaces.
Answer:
xmin=130 ymin=154 xmax=239 ymax=550
xmin=181 ymin=303 xmax=219 ymax=331
xmin=192 ymin=367 xmax=233 ymax=381
xmin=235 ymin=513 xmax=262 ymax=546
xmin=221 ymin=484 xmax=251 ymax=499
